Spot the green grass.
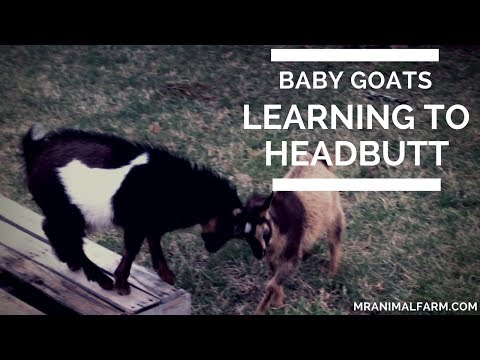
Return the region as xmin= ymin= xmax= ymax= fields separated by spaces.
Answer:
xmin=0 ymin=45 xmax=479 ymax=314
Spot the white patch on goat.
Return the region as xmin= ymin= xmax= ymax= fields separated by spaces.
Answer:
xmin=57 ymin=153 xmax=149 ymax=231
xmin=244 ymin=222 xmax=252 ymax=234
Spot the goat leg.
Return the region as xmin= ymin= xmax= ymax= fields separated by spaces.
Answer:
xmin=255 ymin=284 xmax=275 ymax=315
xmin=147 ymin=235 xmax=175 ymax=285
xmin=114 ymin=228 xmax=145 ymax=295
xmin=327 ymin=210 xmax=345 ymax=277
xmin=270 ymin=285 xmax=285 ymax=308
xmin=255 ymin=267 xmax=291 ymax=315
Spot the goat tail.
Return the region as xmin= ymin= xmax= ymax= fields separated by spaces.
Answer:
xmin=22 ymin=123 xmax=49 ymax=173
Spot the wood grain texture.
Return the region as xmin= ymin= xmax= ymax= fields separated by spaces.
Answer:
xmin=0 ymin=287 xmax=45 ymax=315
xmin=0 ymin=220 xmax=160 ymax=313
xmin=0 ymin=245 xmax=122 ymax=315
xmin=0 ymin=194 xmax=191 ymax=315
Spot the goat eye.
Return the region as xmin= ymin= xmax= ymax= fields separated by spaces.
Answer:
xmin=232 ymin=208 xmax=242 ymax=216
xmin=263 ymin=228 xmax=271 ymax=243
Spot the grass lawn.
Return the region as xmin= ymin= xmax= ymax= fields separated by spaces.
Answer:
xmin=0 ymin=45 xmax=479 ymax=314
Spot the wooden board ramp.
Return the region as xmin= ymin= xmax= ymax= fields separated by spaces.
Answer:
xmin=0 ymin=194 xmax=191 ymax=315
xmin=0 ymin=287 xmax=44 ymax=315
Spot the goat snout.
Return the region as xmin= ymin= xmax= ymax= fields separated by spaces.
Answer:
xmin=202 ymin=233 xmax=227 ymax=253
xmin=253 ymin=248 xmax=266 ymax=259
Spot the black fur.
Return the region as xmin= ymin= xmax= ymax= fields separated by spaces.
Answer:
xmin=243 ymin=192 xmax=305 ymax=260
xmin=242 ymin=193 xmax=272 ymax=258
xmin=21 ymin=125 xmax=244 ymax=292
xmin=269 ymin=192 xmax=305 ymax=260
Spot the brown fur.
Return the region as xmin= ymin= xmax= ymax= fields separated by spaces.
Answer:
xmin=249 ymin=153 xmax=346 ymax=315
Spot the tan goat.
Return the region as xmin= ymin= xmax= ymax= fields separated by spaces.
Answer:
xmin=243 ymin=153 xmax=346 ymax=314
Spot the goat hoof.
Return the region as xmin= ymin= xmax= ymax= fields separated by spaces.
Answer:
xmin=99 ymin=279 xmax=114 ymax=291
xmin=95 ymin=274 xmax=114 ymax=290
xmin=255 ymin=304 xmax=267 ymax=315
xmin=68 ymin=263 xmax=81 ymax=272
xmin=328 ymin=268 xmax=338 ymax=278
xmin=271 ymin=297 xmax=285 ymax=308
xmin=158 ymin=269 xmax=176 ymax=285
xmin=114 ymin=281 xmax=130 ymax=295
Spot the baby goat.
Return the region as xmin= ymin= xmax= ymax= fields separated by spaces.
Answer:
xmin=22 ymin=124 xmax=245 ymax=295
xmin=243 ymin=153 xmax=346 ymax=314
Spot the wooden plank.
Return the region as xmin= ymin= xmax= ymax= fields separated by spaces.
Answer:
xmin=0 ymin=244 xmax=122 ymax=315
xmin=0 ymin=194 xmax=188 ymax=306
xmin=139 ymin=291 xmax=191 ymax=315
xmin=0 ymin=195 xmax=44 ymax=241
xmin=0 ymin=287 xmax=45 ymax=315
xmin=0 ymin=220 xmax=160 ymax=314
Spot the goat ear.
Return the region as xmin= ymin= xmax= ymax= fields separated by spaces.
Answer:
xmin=260 ymin=192 xmax=274 ymax=212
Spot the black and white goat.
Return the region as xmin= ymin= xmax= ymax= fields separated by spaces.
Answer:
xmin=22 ymin=124 xmax=246 ymax=294
xmin=241 ymin=153 xmax=346 ymax=314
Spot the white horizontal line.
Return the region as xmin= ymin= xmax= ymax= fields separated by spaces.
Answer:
xmin=270 ymin=49 xmax=440 ymax=62
xmin=272 ymin=178 xmax=441 ymax=191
